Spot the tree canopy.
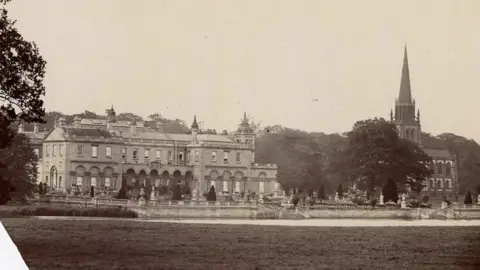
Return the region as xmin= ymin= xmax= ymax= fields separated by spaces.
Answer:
xmin=0 ymin=132 xmax=38 ymax=204
xmin=0 ymin=5 xmax=47 ymax=147
xmin=327 ymin=118 xmax=432 ymax=197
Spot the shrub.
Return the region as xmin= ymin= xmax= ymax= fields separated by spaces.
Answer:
xmin=0 ymin=205 xmax=138 ymax=218
xmin=206 ymin=186 xmax=216 ymax=202
xmin=382 ymin=178 xmax=398 ymax=203
xmin=421 ymin=195 xmax=429 ymax=204
xmin=116 ymin=186 xmax=127 ymax=199
xmin=37 ymin=182 xmax=44 ymax=195
xmin=317 ymin=185 xmax=326 ymax=201
xmin=464 ymin=191 xmax=473 ymax=205
xmin=370 ymin=199 xmax=377 ymax=208
xmin=337 ymin=184 xmax=343 ymax=198
xmin=172 ymin=184 xmax=182 ymax=201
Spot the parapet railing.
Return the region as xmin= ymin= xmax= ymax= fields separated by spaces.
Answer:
xmin=32 ymin=195 xmax=257 ymax=208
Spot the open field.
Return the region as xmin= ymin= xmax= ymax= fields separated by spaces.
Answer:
xmin=3 ymin=218 xmax=480 ymax=270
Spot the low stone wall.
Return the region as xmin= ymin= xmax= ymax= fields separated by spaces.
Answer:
xmin=132 ymin=205 xmax=257 ymax=219
xmin=455 ymin=208 xmax=480 ymax=219
xmin=306 ymin=208 xmax=417 ymax=219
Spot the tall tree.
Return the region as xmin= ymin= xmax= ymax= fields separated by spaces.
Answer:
xmin=328 ymin=118 xmax=432 ymax=198
xmin=382 ymin=178 xmax=399 ymax=203
xmin=1 ymin=2 xmax=47 ymax=147
xmin=0 ymin=132 xmax=38 ymax=204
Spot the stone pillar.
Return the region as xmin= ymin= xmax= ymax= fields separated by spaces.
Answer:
xmin=400 ymin=193 xmax=407 ymax=209
xmin=379 ymin=194 xmax=384 ymax=205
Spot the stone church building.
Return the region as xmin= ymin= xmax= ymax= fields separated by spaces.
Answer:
xmin=391 ymin=46 xmax=458 ymax=198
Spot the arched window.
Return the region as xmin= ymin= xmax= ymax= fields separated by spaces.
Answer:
xmin=437 ymin=179 xmax=443 ymax=189
xmin=446 ymin=179 xmax=452 ymax=189
xmin=429 ymin=162 xmax=435 ymax=171
xmin=446 ymin=162 xmax=451 ymax=177
xmin=49 ymin=166 xmax=57 ymax=187
xmin=437 ymin=162 xmax=443 ymax=174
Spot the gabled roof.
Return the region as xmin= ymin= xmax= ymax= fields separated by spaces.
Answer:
xmin=423 ymin=148 xmax=454 ymax=159
xmin=43 ymin=126 xmax=120 ymax=142
xmin=62 ymin=127 xmax=115 ymax=138
xmin=80 ymin=118 xmax=145 ymax=128
xmin=119 ymin=130 xmax=233 ymax=143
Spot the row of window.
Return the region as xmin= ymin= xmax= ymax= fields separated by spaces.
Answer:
xmin=46 ymin=144 xmax=245 ymax=165
xmin=45 ymin=144 xmax=65 ymax=157
xmin=76 ymin=176 xmax=113 ymax=187
xmin=77 ymin=145 xmax=111 ymax=158
xmin=425 ymin=179 xmax=453 ymax=189
xmin=210 ymin=180 xmax=265 ymax=193
xmin=211 ymin=151 xmax=241 ymax=163
xmin=73 ymin=145 xmax=243 ymax=164
xmin=428 ymin=161 xmax=452 ymax=176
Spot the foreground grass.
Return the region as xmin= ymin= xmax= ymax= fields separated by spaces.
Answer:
xmin=0 ymin=205 xmax=138 ymax=218
xmin=2 ymin=219 xmax=480 ymax=270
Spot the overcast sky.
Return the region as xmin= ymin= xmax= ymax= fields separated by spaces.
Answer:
xmin=6 ymin=0 xmax=480 ymax=140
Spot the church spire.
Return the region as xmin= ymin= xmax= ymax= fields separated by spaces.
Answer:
xmin=398 ymin=44 xmax=412 ymax=103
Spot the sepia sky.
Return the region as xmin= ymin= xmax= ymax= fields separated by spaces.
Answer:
xmin=6 ymin=0 xmax=480 ymax=140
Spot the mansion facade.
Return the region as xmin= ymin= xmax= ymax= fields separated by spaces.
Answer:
xmin=391 ymin=46 xmax=458 ymax=197
xmin=20 ymin=110 xmax=279 ymax=196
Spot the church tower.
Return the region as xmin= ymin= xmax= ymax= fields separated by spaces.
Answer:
xmin=392 ymin=45 xmax=422 ymax=145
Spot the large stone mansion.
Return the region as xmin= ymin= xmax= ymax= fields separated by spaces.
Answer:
xmin=19 ymin=111 xmax=279 ymax=196
xmin=391 ymin=46 xmax=458 ymax=197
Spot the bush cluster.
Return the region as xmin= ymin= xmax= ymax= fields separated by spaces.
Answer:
xmin=0 ymin=205 xmax=138 ymax=218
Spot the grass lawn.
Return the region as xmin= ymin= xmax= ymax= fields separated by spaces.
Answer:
xmin=2 ymin=218 xmax=480 ymax=270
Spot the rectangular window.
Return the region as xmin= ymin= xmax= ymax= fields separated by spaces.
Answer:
xmin=105 ymin=177 xmax=111 ymax=187
xmin=91 ymin=145 xmax=98 ymax=158
xmin=235 ymin=181 xmax=240 ymax=193
xmin=133 ymin=149 xmax=138 ymax=160
xmin=52 ymin=145 xmax=57 ymax=157
xmin=236 ymin=152 xmax=241 ymax=163
xmin=259 ymin=182 xmax=265 ymax=193
xmin=77 ymin=145 xmax=83 ymax=156
xmin=210 ymin=180 xmax=216 ymax=188
xmin=91 ymin=177 xmax=97 ymax=187
xmin=122 ymin=148 xmax=126 ymax=159
xmin=211 ymin=151 xmax=217 ymax=162
xmin=167 ymin=151 xmax=172 ymax=164
xmin=223 ymin=151 xmax=229 ymax=164
xmin=223 ymin=181 xmax=228 ymax=192
xmin=195 ymin=151 xmax=199 ymax=162
xmin=45 ymin=146 xmax=50 ymax=157
xmin=34 ymin=148 xmax=39 ymax=157
xmin=145 ymin=149 xmax=150 ymax=159
xmin=106 ymin=147 xmax=112 ymax=158
xmin=59 ymin=144 xmax=63 ymax=157
xmin=156 ymin=150 xmax=161 ymax=160
xmin=76 ymin=176 xmax=83 ymax=186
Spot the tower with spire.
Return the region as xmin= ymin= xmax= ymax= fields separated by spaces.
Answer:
xmin=235 ymin=112 xmax=255 ymax=147
xmin=392 ymin=45 xmax=422 ymax=145
xmin=191 ymin=115 xmax=199 ymax=142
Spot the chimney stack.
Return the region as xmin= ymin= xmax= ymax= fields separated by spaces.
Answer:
xmin=74 ymin=116 xmax=81 ymax=128
xmin=156 ymin=121 xmax=164 ymax=133
xmin=59 ymin=117 xmax=66 ymax=127
xmin=130 ymin=120 xmax=137 ymax=135
xmin=33 ymin=123 xmax=39 ymax=133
